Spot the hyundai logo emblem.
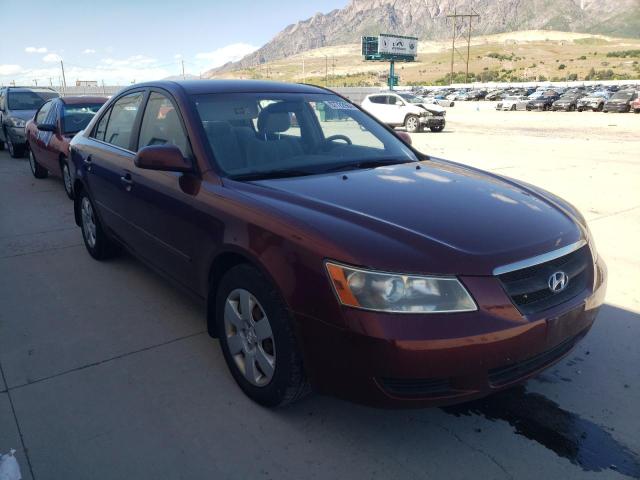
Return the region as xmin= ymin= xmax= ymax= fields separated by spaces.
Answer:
xmin=548 ymin=271 xmax=569 ymax=293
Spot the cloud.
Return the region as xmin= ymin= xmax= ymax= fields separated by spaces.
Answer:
xmin=43 ymin=53 xmax=63 ymax=63
xmin=195 ymin=43 xmax=257 ymax=68
xmin=0 ymin=64 xmax=23 ymax=76
xmin=25 ymin=47 xmax=47 ymax=53
xmin=83 ymin=49 xmax=96 ymax=54
xmin=174 ymin=54 xmax=183 ymax=59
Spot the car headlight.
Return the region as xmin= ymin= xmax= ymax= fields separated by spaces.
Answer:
xmin=325 ymin=262 xmax=477 ymax=313
xmin=8 ymin=117 xmax=26 ymax=128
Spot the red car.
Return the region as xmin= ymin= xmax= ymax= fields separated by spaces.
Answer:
xmin=632 ymin=96 xmax=640 ymax=113
xmin=26 ymin=96 xmax=106 ymax=198
xmin=69 ymin=81 xmax=606 ymax=408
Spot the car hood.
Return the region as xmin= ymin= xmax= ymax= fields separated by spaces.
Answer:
xmin=237 ymin=160 xmax=583 ymax=274
xmin=8 ymin=110 xmax=37 ymax=121
xmin=417 ymin=103 xmax=445 ymax=114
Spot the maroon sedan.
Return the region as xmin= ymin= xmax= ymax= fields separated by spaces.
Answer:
xmin=69 ymin=81 xmax=606 ymax=408
xmin=26 ymin=96 xmax=106 ymax=198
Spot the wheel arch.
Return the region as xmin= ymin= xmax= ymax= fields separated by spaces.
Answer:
xmin=206 ymin=248 xmax=279 ymax=338
xmin=72 ymin=179 xmax=86 ymax=226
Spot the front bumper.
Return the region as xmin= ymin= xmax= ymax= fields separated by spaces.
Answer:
xmin=527 ymin=104 xmax=548 ymax=111
xmin=552 ymin=104 xmax=572 ymax=111
xmin=296 ymin=257 xmax=607 ymax=408
xmin=605 ymin=103 xmax=629 ymax=112
xmin=6 ymin=126 xmax=26 ymax=146
xmin=421 ymin=117 xmax=445 ymax=128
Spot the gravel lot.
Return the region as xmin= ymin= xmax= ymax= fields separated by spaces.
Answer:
xmin=1 ymin=103 xmax=639 ymax=479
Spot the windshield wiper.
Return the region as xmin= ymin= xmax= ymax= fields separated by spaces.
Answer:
xmin=229 ymin=169 xmax=315 ymax=182
xmin=320 ymin=158 xmax=414 ymax=174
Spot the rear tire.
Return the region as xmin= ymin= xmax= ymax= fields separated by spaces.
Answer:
xmin=61 ymin=158 xmax=74 ymax=200
xmin=404 ymin=115 xmax=421 ymax=133
xmin=78 ymin=191 xmax=118 ymax=260
xmin=29 ymin=148 xmax=48 ymax=179
xmin=510 ymin=105 xmax=516 ymax=111
xmin=216 ymin=264 xmax=310 ymax=407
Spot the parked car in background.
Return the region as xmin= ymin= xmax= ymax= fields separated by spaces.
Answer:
xmin=577 ymin=92 xmax=609 ymax=112
xmin=496 ymin=96 xmax=528 ymax=111
xmin=527 ymin=93 xmax=560 ymax=111
xmin=25 ymin=96 xmax=106 ymax=198
xmin=0 ymin=86 xmax=59 ymax=157
xmin=603 ymin=90 xmax=638 ymax=113
xmin=631 ymin=96 xmax=640 ymax=113
xmin=362 ymin=92 xmax=445 ymax=132
xmin=551 ymin=93 xmax=585 ymax=112
xmin=69 ymin=80 xmax=605 ymax=408
xmin=485 ymin=90 xmax=505 ymax=101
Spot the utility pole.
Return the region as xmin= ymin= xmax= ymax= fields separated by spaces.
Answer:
xmin=49 ymin=77 xmax=53 ymax=87
xmin=60 ymin=60 xmax=67 ymax=93
xmin=181 ymin=59 xmax=186 ymax=80
xmin=33 ymin=79 xmax=38 ymax=86
xmin=446 ymin=8 xmax=480 ymax=85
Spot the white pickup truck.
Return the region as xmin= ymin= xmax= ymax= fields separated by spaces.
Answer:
xmin=361 ymin=92 xmax=446 ymax=133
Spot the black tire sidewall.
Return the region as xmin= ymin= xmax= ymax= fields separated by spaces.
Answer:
xmin=29 ymin=149 xmax=48 ymax=179
xmin=78 ymin=191 xmax=112 ymax=260
xmin=215 ymin=264 xmax=305 ymax=407
xmin=61 ymin=160 xmax=74 ymax=199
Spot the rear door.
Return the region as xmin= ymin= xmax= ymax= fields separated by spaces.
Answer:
xmin=38 ymin=100 xmax=63 ymax=171
xmin=83 ymin=90 xmax=146 ymax=246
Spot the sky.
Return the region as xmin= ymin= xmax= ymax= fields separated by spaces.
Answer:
xmin=0 ymin=0 xmax=347 ymax=86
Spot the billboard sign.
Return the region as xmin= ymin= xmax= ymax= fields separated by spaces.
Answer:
xmin=378 ymin=34 xmax=418 ymax=57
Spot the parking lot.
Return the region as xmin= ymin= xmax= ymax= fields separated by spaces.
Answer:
xmin=1 ymin=103 xmax=639 ymax=479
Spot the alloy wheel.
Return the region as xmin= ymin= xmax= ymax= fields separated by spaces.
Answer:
xmin=63 ymin=163 xmax=72 ymax=195
xmin=224 ymin=288 xmax=276 ymax=387
xmin=81 ymin=197 xmax=97 ymax=248
xmin=406 ymin=116 xmax=418 ymax=132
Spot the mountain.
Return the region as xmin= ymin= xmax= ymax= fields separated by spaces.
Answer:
xmin=211 ymin=0 xmax=640 ymax=73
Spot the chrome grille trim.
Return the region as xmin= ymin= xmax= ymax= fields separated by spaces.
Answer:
xmin=493 ymin=239 xmax=587 ymax=276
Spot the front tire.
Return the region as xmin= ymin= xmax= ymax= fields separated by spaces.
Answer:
xmin=216 ymin=264 xmax=310 ymax=407
xmin=78 ymin=191 xmax=118 ymax=260
xmin=404 ymin=115 xmax=421 ymax=133
xmin=29 ymin=148 xmax=48 ymax=179
xmin=430 ymin=125 xmax=444 ymax=132
xmin=7 ymin=134 xmax=25 ymax=158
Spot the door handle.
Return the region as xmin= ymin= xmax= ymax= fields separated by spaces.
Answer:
xmin=83 ymin=155 xmax=92 ymax=172
xmin=120 ymin=173 xmax=134 ymax=191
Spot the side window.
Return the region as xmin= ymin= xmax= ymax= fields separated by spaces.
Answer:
xmin=103 ymin=92 xmax=144 ymax=150
xmin=93 ymin=107 xmax=111 ymax=142
xmin=369 ymin=96 xmax=385 ymax=104
xmin=45 ymin=101 xmax=59 ymax=125
xmin=138 ymin=92 xmax=190 ymax=156
xmin=35 ymin=101 xmax=53 ymax=124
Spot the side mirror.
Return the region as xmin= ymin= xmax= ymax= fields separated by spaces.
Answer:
xmin=134 ymin=144 xmax=192 ymax=173
xmin=395 ymin=131 xmax=412 ymax=145
xmin=37 ymin=123 xmax=57 ymax=133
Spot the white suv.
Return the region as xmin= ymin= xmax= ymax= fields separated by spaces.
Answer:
xmin=361 ymin=92 xmax=446 ymax=133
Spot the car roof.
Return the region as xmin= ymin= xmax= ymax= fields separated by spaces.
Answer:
xmin=126 ymin=80 xmax=330 ymax=96
xmin=4 ymin=87 xmax=58 ymax=93
xmin=60 ymin=96 xmax=108 ymax=105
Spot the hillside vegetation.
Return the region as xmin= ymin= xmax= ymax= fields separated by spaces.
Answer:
xmin=206 ymin=31 xmax=640 ymax=86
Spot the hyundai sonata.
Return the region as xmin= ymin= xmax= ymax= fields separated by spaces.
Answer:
xmin=69 ymin=80 xmax=606 ymax=408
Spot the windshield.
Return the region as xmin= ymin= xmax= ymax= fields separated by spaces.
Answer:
xmin=193 ymin=92 xmax=417 ymax=180
xmin=8 ymin=90 xmax=59 ymax=110
xmin=398 ymin=93 xmax=424 ymax=104
xmin=611 ymin=91 xmax=633 ymax=101
xmin=62 ymin=103 xmax=104 ymax=134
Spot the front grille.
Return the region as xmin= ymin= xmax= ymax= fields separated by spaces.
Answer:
xmin=498 ymin=246 xmax=592 ymax=315
xmin=378 ymin=377 xmax=455 ymax=399
xmin=488 ymin=330 xmax=586 ymax=387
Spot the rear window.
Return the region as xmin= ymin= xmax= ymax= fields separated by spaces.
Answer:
xmin=8 ymin=90 xmax=59 ymax=110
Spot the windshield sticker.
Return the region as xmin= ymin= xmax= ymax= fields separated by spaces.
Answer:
xmin=325 ymin=101 xmax=358 ymax=111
